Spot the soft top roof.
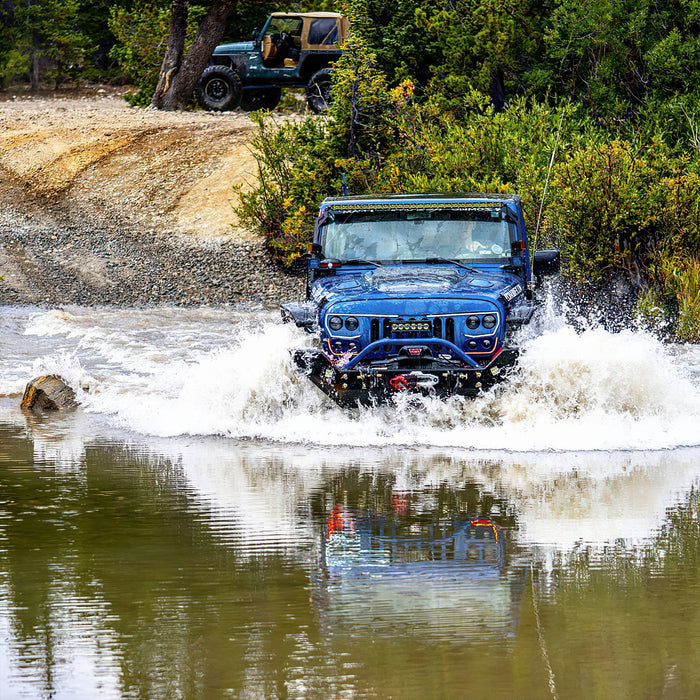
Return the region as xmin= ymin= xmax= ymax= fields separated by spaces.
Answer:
xmin=269 ymin=11 xmax=345 ymax=19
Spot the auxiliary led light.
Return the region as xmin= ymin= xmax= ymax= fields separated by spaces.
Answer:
xmin=391 ymin=321 xmax=431 ymax=332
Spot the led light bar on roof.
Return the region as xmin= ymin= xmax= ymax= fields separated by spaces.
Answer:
xmin=328 ymin=201 xmax=503 ymax=212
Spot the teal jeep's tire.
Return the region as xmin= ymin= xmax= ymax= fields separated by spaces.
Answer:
xmin=195 ymin=65 xmax=242 ymax=111
xmin=306 ymin=68 xmax=333 ymax=113
xmin=240 ymin=87 xmax=282 ymax=112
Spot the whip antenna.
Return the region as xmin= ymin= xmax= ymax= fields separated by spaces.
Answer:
xmin=534 ymin=108 xmax=565 ymax=250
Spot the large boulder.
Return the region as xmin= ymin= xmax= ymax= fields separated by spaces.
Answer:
xmin=21 ymin=375 xmax=79 ymax=410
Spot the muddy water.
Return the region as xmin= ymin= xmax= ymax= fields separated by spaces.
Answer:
xmin=1 ymin=305 xmax=699 ymax=698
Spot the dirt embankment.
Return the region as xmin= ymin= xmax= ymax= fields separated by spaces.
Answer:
xmin=0 ymin=93 xmax=303 ymax=306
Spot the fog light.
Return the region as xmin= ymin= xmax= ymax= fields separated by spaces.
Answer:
xmin=482 ymin=339 xmax=492 ymax=349
xmin=467 ymin=340 xmax=477 ymax=350
xmin=332 ymin=341 xmax=343 ymax=352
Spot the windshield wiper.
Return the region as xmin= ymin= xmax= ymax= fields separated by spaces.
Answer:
xmin=345 ymin=258 xmax=382 ymax=267
xmin=425 ymin=257 xmax=482 ymax=273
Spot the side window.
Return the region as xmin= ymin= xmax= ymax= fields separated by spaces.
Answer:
xmin=265 ymin=17 xmax=303 ymax=36
xmin=308 ymin=18 xmax=338 ymax=45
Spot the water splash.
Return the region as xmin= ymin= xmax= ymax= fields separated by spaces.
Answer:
xmin=5 ymin=306 xmax=700 ymax=450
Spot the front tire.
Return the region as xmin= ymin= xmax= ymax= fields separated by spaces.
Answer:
xmin=305 ymin=68 xmax=333 ymax=113
xmin=195 ymin=65 xmax=242 ymax=111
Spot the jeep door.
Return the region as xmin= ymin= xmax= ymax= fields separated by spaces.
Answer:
xmin=246 ymin=15 xmax=304 ymax=80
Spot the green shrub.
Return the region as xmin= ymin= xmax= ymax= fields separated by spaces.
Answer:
xmin=661 ymin=256 xmax=700 ymax=342
xmin=0 ymin=49 xmax=29 ymax=89
xmin=235 ymin=37 xmax=700 ymax=339
xmin=108 ymin=3 xmax=169 ymax=101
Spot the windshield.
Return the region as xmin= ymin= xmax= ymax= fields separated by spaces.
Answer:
xmin=320 ymin=209 xmax=514 ymax=264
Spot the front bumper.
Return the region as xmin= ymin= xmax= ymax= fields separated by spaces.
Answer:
xmin=292 ymin=348 xmax=519 ymax=407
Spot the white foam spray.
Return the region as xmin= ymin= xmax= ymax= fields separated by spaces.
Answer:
xmin=3 ymin=305 xmax=699 ymax=450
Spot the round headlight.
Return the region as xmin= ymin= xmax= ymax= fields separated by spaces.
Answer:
xmin=482 ymin=314 xmax=497 ymax=329
xmin=329 ymin=316 xmax=343 ymax=331
xmin=466 ymin=315 xmax=480 ymax=329
xmin=345 ymin=316 xmax=359 ymax=331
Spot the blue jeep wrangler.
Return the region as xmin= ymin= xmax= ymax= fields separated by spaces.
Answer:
xmin=282 ymin=193 xmax=559 ymax=406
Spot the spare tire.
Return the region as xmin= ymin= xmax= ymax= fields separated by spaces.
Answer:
xmin=240 ymin=87 xmax=282 ymax=112
xmin=195 ymin=65 xmax=242 ymax=111
xmin=306 ymin=68 xmax=333 ymax=113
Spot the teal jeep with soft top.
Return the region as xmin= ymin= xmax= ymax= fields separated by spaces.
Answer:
xmin=195 ymin=11 xmax=348 ymax=112
xmin=282 ymin=193 xmax=560 ymax=406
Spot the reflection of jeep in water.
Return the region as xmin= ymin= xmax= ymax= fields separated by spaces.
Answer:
xmin=318 ymin=504 xmax=523 ymax=641
xmin=282 ymin=193 xmax=560 ymax=407
xmin=325 ymin=506 xmax=506 ymax=572
xmin=195 ymin=12 xmax=348 ymax=112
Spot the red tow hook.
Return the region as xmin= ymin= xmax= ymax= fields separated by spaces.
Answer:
xmin=389 ymin=374 xmax=416 ymax=391
xmin=389 ymin=372 xmax=439 ymax=392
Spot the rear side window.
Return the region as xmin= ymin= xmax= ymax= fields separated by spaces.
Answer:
xmin=308 ymin=18 xmax=338 ymax=45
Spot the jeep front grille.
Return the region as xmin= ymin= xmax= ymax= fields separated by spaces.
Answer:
xmin=366 ymin=316 xmax=457 ymax=342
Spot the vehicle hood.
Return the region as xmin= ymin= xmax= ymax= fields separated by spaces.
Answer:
xmin=212 ymin=41 xmax=254 ymax=55
xmin=312 ymin=266 xmax=524 ymax=307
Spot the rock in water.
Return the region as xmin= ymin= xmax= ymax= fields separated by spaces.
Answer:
xmin=21 ymin=375 xmax=78 ymax=410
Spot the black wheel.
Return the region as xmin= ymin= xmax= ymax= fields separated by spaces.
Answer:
xmin=306 ymin=68 xmax=333 ymax=113
xmin=240 ymin=87 xmax=282 ymax=112
xmin=195 ymin=65 xmax=242 ymax=111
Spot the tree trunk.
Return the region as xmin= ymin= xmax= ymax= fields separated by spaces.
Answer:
xmin=151 ymin=0 xmax=189 ymax=109
xmin=21 ymin=375 xmax=78 ymax=411
xmin=152 ymin=0 xmax=238 ymax=111
xmin=30 ymin=33 xmax=40 ymax=91
xmin=490 ymin=69 xmax=505 ymax=112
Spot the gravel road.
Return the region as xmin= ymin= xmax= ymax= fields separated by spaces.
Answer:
xmin=0 ymin=92 xmax=305 ymax=307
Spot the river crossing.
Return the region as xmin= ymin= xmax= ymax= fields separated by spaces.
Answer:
xmin=1 ymin=303 xmax=699 ymax=697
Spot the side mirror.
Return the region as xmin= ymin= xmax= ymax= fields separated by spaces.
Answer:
xmin=308 ymin=242 xmax=323 ymax=258
xmin=533 ymin=249 xmax=560 ymax=276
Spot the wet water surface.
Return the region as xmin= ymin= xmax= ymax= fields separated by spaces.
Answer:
xmin=1 ymin=306 xmax=699 ymax=698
